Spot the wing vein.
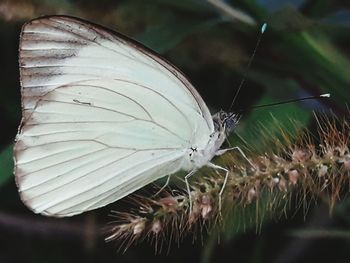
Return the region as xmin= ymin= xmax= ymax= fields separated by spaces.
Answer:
xmin=39 ymin=20 xmax=140 ymax=63
xmin=18 ymin=139 xmax=182 ymax=151
xmin=71 ymin=84 xmax=154 ymax=121
xmin=39 ymin=150 xmax=181 ymax=212
xmin=84 ymin=157 xmax=183 ymax=211
xmin=112 ymin=78 xmax=193 ymax=137
xmin=23 ymin=150 xmax=136 ymax=193
xmin=17 ymin=144 xmax=91 ymax=165
xmin=25 ymin=120 xmax=136 ymax=126
xmin=20 ymin=147 xmax=109 ymax=177
xmin=40 ymin=99 xmax=139 ymax=120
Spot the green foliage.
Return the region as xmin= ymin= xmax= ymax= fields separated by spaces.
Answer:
xmin=0 ymin=144 xmax=13 ymax=186
xmin=136 ymin=18 xmax=222 ymax=54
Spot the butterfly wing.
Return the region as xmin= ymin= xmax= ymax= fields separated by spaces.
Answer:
xmin=15 ymin=16 xmax=214 ymax=217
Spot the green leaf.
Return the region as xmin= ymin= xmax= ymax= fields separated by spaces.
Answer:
xmin=0 ymin=144 xmax=14 ymax=186
xmin=257 ymin=0 xmax=306 ymax=12
xmin=267 ymin=6 xmax=313 ymax=31
xmin=280 ymin=31 xmax=350 ymax=109
xmin=153 ymin=0 xmax=212 ymax=14
xmin=135 ymin=18 xmax=222 ymax=54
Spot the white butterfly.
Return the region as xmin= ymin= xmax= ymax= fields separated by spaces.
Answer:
xmin=14 ymin=15 xmax=243 ymax=217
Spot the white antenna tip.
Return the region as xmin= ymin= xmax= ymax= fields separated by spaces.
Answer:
xmin=261 ymin=23 xmax=267 ymax=34
xmin=320 ymin=93 xmax=330 ymax=98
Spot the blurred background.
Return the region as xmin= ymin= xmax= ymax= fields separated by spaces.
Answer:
xmin=1 ymin=0 xmax=350 ymax=262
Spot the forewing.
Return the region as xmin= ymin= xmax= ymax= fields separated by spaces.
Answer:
xmin=19 ymin=15 xmax=213 ymax=132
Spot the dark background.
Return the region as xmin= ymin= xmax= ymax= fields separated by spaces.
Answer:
xmin=1 ymin=0 xmax=350 ymax=262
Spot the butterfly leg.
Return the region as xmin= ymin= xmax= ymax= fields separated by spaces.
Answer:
xmin=185 ymin=169 xmax=197 ymax=213
xmin=207 ymin=162 xmax=229 ymax=212
xmin=152 ymin=175 xmax=171 ymax=197
xmin=216 ymin=146 xmax=256 ymax=170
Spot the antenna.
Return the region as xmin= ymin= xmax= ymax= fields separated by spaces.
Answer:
xmin=228 ymin=23 xmax=267 ymax=112
xmin=235 ymin=93 xmax=330 ymax=113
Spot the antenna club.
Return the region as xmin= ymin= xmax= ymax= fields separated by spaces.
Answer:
xmin=261 ymin=23 xmax=267 ymax=34
xmin=320 ymin=93 xmax=330 ymax=98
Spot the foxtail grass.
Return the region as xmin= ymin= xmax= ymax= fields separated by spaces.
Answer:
xmin=105 ymin=114 xmax=350 ymax=252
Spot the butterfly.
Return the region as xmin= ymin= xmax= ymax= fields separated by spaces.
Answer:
xmin=14 ymin=15 xmax=243 ymax=217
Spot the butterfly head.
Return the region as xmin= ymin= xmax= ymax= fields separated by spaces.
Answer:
xmin=212 ymin=110 xmax=240 ymax=135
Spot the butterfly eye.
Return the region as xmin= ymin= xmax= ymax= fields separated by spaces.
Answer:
xmin=224 ymin=114 xmax=240 ymax=134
